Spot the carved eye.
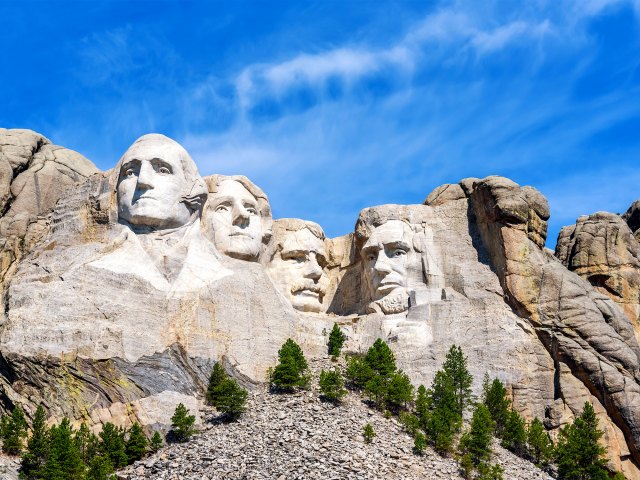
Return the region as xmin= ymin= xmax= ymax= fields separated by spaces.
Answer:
xmin=215 ymin=205 xmax=229 ymax=212
xmin=246 ymin=207 xmax=257 ymax=215
xmin=124 ymin=169 xmax=135 ymax=177
xmin=391 ymin=249 xmax=407 ymax=258
xmin=367 ymin=254 xmax=376 ymax=262
xmin=284 ymin=253 xmax=306 ymax=263
xmin=158 ymin=166 xmax=171 ymax=174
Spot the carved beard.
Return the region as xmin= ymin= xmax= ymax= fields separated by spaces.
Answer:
xmin=366 ymin=290 xmax=409 ymax=315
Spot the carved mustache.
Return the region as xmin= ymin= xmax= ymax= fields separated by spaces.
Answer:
xmin=290 ymin=281 xmax=326 ymax=296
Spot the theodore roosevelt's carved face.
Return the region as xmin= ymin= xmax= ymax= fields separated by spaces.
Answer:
xmin=361 ymin=220 xmax=412 ymax=312
xmin=117 ymin=136 xmax=196 ymax=231
xmin=207 ymin=179 xmax=263 ymax=261
xmin=267 ymin=223 xmax=327 ymax=313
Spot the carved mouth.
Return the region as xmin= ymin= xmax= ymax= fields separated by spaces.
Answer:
xmin=291 ymin=285 xmax=325 ymax=297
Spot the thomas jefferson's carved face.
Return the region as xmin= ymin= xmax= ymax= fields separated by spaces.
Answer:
xmin=207 ymin=179 xmax=263 ymax=261
xmin=117 ymin=141 xmax=192 ymax=230
xmin=361 ymin=220 xmax=412 ymax=303
xmin=269 ymin=228 xmax=327 ymax=312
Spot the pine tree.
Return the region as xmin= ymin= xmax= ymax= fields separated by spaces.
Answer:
xmin=364 ymin=374 xmax=387 ymax=409
xmin=399 ymin=412 xmax=421 ymax=437
xmin=74 ymin=423 xmax=99 ymax=466
xmin=125 ymin=423 xmax=148 ymax=463
xmin=85 ymin=454 xmax=114 ymax=480
xmin=526 ymin=418 xmax=553 ymax=468
xmin=482 ymin=377 xmax=510 ymax=437
xmin=413 ymin=432 xmax=427 ymax=455
xmin=2 ymin=406 xmax=28 ymax=455
xmin=206 ymin=362 xmax=227 ymax=406
xmin=459 ymin=403 xmax=495 ymax=466
xmin=476 ymin=462 xmax=504 ymax=480
xmin=269 ymin=339 xmax=310 ymax=391
xmin=98 ymin=422 xmax=128 ymax=469
xmin=501 ymin=410 xmax=527 ymax=456
xmin=318 ymin=368 xmax=347 ymax=403
xmin=344 ymin=355 xmax=374 ymax=391
xmin=19 ymin=404 xmax=50 ymax=479
xmin=426 ymin=371 xmax=461 ymax=454
xmin=149 ymin=431 xmax=163 ymax=452
xmin=44 ymin=418 xmax=86 ymax=480
xmin=363 ymin=423 xmax=375 ymax=443
xmin=170 ymin=403 xmax=196 ymax=443
xmin=327 ymin=323 xmax=347 ymax=358
xmin=385 ymin=371 xmax=414 ymax=413
xmin=213 ymin=378 xmax=249 ymax=419
xmin=555 ymin=402 xmax=609 ymax=480
xmin=415 ymin=384 xmax=430 ymax=430
xmin=442 ymin=345 xmax=473 ymax=418
xmin=364 ymin=338 xmax=397 ymax=377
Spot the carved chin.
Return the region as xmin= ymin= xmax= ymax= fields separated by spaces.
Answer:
xmin=220 ymin=237 xmax=261 ymax=261
xmin=290 ymin=290 xmax=323 ymax=313
xmin=368 ymin=291 xmax=409 ymax=315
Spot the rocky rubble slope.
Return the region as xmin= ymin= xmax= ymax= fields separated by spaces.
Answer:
xmin=117 ymin=361 xmax=552 ymax=480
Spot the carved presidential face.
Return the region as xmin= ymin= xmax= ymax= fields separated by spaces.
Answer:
xmin=117 ymin=140 xmax=193 ymax=230
xmin=268 ymin=228 xmax=327 ymax=313
xmin=361 ymin=220 xmax=412 ymax=308
xmin=207 ymin=179 xmax=263 ymax=261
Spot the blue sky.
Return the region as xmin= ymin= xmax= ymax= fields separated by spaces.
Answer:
xmin=1 ymin=0 xmax=639 ymax=246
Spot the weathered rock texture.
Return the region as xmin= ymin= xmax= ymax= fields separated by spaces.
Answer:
xmin=0 ymin=129 xmax=98 ymax=300
xmin=0 ymin=131 xmax=639 ymax=478
xmin=556 ymin=209 xmax=640 ymax=345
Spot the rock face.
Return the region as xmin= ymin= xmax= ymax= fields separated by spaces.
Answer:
xmin=556 ymin=209 xmax=640 ymax=345
xmin=0 ymin=129 xmax=98 ymax=299
xmin=0 ymin=131 xmax=639 ymax=478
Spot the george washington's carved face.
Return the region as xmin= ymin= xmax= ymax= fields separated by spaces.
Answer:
xmin=117 ymin=136 xmax=201 ymax=231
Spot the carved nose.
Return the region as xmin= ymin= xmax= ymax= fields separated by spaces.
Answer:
xmin=373 ymin=255 xmax=392 ymax=275
xmin=136 ymin=162 xmax=154 ymax=189
xmin=304 ymin=254 xmax=323 ymax=280
xmin=232 ymin=204 xmax=250 ymax=226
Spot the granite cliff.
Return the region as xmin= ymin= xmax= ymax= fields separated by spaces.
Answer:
xmin=0 ymin=129 xmax=639 ymax=478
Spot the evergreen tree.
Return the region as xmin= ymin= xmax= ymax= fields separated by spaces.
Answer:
xmin=526 ymin=418 xmax=554 ymax=468
xmin=344 ymin=355 xmax=374 ymax=391
xmin=213 ymin=378 xmax=249 ymax=420
xmin=399 ymin=411 xmax=420 ymax=437
xmin=2 ymin=406 xmax=28 ymax=455
xmin=460 ymin=453 xmax=474 ymax=480
xmin=19 ymin=404 xmax=50 ymax=479
xmin=364 ymin=375 xmax=387 ymax=409
xmin=74 ymin=423 xmax=99 ymax=466
xmin=327 ymin=323 xmax=347 ymax=358
xmin=442 ymin=345 xmax=473 ymax=417
xmin=363 ymin=423 xmax=375 ymax=443
xmin=413 ymin=432 xmax=427 ymax=455
xmin=501 ymin=410 xmax=527 ymax=456
xmin=170 ymin=403 xmax=196 ymax=443
xmin=459 ymin=403 xmax=495 ymax=466
xmin=0 ymin=413 xmax=10 ymax=439
xmin=149 ymin=431 xmax=163 ymax=452
xmin=269 ymin=339 xmax=310 ymax=391
xmin=44 ymin=418 xmax=86 ymax=480
xmin=415 ymin=384 xmax=430 ymax=430
xmin=482 ymin=377 xmax=510 ymax=437
xmin=364 ymin=338 xmax=397 ymax=377
xmin=98 ymin=422 xmax=128 ymax=469
xmin=476 ymin=462 xmax=504 ymax=480
xmin=385 ymin=371 xmax=414 ymax=413
xmin=85 ymin=454 xmax=114 ymax=480
xmin=555 ymin=402 xmax=609 ymax=480
xmin=318 ymin=368 xmax=347 ymax=403
xmin=426 ymin=371 xmax=461 ymax=454
xmin=125 ymin=423 xmax=148 ymax=463
xmin=206 ymin=362 xmax=227 ymax=406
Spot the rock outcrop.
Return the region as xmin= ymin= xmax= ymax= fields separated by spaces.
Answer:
xmin=0 ymin=131 xmax=639 ymax=478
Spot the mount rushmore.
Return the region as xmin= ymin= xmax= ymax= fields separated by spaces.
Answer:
xmin=0 ymin=128 xmax=639 ymax=478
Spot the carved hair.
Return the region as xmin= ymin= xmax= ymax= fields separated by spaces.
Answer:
xmin=114 ymin=134 xmax=208 ymax=216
